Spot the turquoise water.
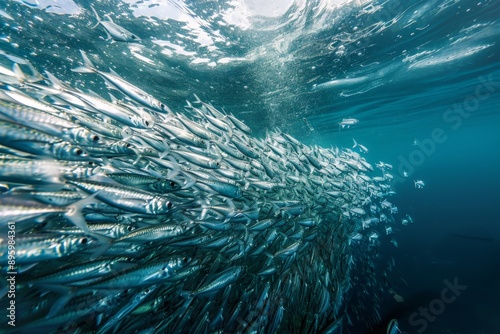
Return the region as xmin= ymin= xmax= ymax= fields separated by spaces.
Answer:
xmin=1 ymin=0 xmax=500 ymax=332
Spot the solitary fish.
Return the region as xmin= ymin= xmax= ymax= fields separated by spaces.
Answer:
xmin=339 ymin=118 xmax=359 ymax=130
xmin=73 ymin=51 xmax=168 ymax=113
xmin=387 ymin=319 xmax=401 ymax=334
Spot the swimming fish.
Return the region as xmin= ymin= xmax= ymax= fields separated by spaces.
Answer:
xmin=0 ymin=49 xmax=409 ymax=334
xmin=339 ymin=117 xmax=359 ymax=130
xmin=90 ymin=6 xmax=140 ymax=42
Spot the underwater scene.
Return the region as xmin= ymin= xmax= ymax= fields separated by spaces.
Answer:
xmin=0 ymin=0 xmax=499 ymax=333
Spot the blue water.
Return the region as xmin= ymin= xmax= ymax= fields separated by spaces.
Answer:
xmin=2 ymin=0 xmax=500 ymax=332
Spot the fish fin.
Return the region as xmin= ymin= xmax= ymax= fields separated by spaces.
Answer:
xmin=100 ymin=28 xmax=113 ymax=41
xmin=44 ymin=70 xmax=67 ymax=89
xmin=35 ymin=284 xmax=79 ymax=317
xmin=182 ymin=176 xmax=197 ymax=190
xmin=18 ymin=263 xmax=39 ymax=274
xmin=200 ymin=206 xmax=208 ymax=220
xmin=180 ymin=291 xmax=194 ymax=300
xmin=191 ymin=107 xmax=204 ymax=118
xmin=159 ymin=150 xmax=169 ymax=159
xmin=45 ymin=292 xmax=74 ymax=318
xmin=12 ymin=63 xmax=26 ymax=82
xmin=89 ymin=233 xmax=113 ymax=260
xmin=25 ymin=61 xmax=43 ymax=82
xmin=226 ymin=198 xmax=236 ymax=211
xmin=0 ymin=89 xmax=16 ymax=104
xmin=193 ymin=93 xmax=202 ymax=104
xmin=166 ymin=156 xmax=181 ymax=179
xmin=88 ymin=173 xmax=115 ymax=183
xmin=107 ymin=92 xmax=120 ymax=103
xmin=86 ymin=89 xmax=103 ymax=98
xmin=104 ymin=13 xmax=114 ymax=23
xmin=222 ymin=133 xmax=231 ymax=145
xmin=120 ymin=127 xmax=133 ymax=140
xmin=90 ymin=5 xmax=101 ymax=27
xmin=95 ymin=313 xmax=104 ymax=327
xmin=103 ymin=80 xmax=120 ymax=93
xmin=73 ymin=50 xmax=97 ymax=73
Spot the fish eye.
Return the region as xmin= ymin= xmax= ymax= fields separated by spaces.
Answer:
xmin=80 ymin=237 xmax=88 ymax=245
xmin=170 ymin=181 xmax=177 ymax=187
xmin=75 ymin=149 xmax=83 ymax=156
xmin=92 ymin=135 xmax=100 ymax=142
xmin=216 ymin=162 xmax=220 ymax=166
xmin=160 ymin=103 xmax=165 ymax=110
xmin=182 ymin=257 xmax=188 ymax=263
xmin=201 ymin=140 xmax=205 ymax=145
xmin=145 ymin=120 xmax=150 ymax=126
xmin=166 ymin=201 xmax=173 ymax=209
xmin=126 ymin=143 xmax=132 ymax=148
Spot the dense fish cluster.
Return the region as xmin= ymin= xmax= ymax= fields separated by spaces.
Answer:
xmin=0 ymin=50 xmax=406 ymax=333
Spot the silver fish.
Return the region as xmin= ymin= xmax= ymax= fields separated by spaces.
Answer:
xmin=90 ymin=6 xmax=140 ymax=43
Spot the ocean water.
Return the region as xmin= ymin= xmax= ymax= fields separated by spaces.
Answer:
xmin=1 ymin=0 xmax=499 ymax=333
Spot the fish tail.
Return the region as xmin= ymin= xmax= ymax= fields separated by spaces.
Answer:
xmin=44 ymin=70 xmax=66 ymax=89
xmin=352 ymin=138 xmax=357 ymax=148
xmin=79 ymin=50 xmax=96 ymax=70
xmin=65 ymin=193 xmax=112 ymax=258
xmin=90 ymin=5 xmax=101 ymax=28
xmin=72 ymin=50 xmax=96 ymax=74
xmin=121 ymin=126 xmax=133 ymax=140
xmin=46 ymin=291 xmax=73 ymax=318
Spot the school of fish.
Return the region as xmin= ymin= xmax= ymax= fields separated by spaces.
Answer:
xmin=0 ymin=46 xmax=407 ymax=333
